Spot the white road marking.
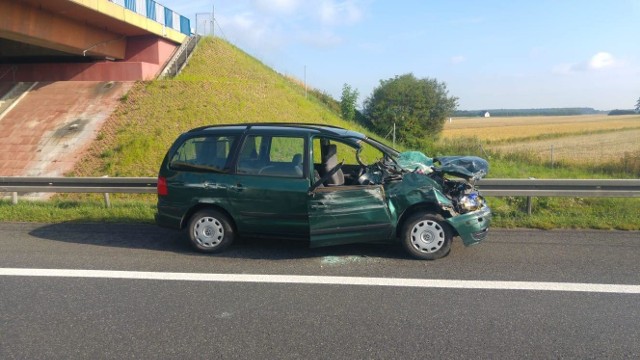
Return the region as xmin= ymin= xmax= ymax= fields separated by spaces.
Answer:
xmin=1 ymin=268 xmax=639 ymax=294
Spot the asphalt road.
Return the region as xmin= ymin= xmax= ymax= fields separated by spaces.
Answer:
xmin=1 ymin=222 xmax=639 ymax=359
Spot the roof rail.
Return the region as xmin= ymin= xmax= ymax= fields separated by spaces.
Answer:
xmin=187 ymin=122 xmax=346 ymax=133
xmin=246 ymin=122 xmax=345 ymax=129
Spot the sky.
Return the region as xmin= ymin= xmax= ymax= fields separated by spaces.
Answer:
xmin=159 ymin=0 xmax=640 ymax=111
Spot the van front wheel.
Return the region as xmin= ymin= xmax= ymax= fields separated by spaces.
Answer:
xmin=401 ymin=213 xmax=452 ymax=260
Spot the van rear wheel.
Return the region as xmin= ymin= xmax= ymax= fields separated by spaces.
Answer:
xmin=188 ymin=209 xmax=235 ymax=253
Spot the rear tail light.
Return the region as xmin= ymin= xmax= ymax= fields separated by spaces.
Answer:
xmin=158 ymin=176 xmax=168 ymax=196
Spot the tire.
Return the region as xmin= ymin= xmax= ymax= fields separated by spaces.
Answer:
xmin=401 ymin=213 xmax=452 ymax=260
xmin=187 ymin=209 xmax=235 ymax=253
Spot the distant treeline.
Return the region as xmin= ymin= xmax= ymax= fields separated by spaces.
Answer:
xmin=453 ymin=107 xmax=606 ymax=117
xmin=607 ymin=109 xmax=637 ymax=116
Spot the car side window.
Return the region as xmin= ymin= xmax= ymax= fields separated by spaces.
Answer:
xmin=311 ymin=137 xmax=386 ymax=187
xmin=237 ymin=135 xmax=304 ymax=178
xmin=236 ymin=135 xmax=264 ymax=175
xmin=312 ymin=138 xmax=359 ymax=166
xmin=169 ymin=135 xmax=235 ymax=173
xmin=312 ymin=138 xmax=385 ymax=166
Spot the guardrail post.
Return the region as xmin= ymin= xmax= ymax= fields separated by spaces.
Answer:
xmin=102 ymin=175 xmax=111 ymax=208
xmin=12 ymin=192 xmax=18 ymax=205
xmin=525 ymin=177 xmax=534 ymax=215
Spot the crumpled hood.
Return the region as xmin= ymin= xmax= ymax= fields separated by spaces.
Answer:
xmin=434 ymin=156 xmax=489 ymax=181
xmin=396 ymin=151 xmax=488 ymax=181
xmin=397 ymin=151 xmax=434 ymax=172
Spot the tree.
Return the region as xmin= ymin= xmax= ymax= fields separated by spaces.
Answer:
xmin=340 ymin=83 xmax=359 ymax=121
xmin=636 ymin=97 xmax=640 ymax=113
xmin=363 ymin=73 xmax=458 ymax=147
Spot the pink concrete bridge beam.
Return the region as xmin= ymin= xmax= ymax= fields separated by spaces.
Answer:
xmin=0 ymin=0 xmax=126 ymax=59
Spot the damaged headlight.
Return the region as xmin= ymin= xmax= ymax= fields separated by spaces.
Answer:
xmin=458 ymin=192 xmax=484 ymax=212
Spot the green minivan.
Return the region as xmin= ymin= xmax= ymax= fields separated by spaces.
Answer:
xmin=156 ymin=123 xmax=491 ymax=260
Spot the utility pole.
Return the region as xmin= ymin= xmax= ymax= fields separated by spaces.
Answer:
xmin=393 ymin=123 xmax=396 ymax=148
xmin=304 ymin=65 xmax=307 ymax=98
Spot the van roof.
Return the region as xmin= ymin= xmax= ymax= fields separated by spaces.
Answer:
xmin=187 ymin=123 xmax=367 ymax=140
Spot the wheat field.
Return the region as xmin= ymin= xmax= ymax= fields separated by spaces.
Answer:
xmin=441 ymin=114 xmax=640 ymax=166
xmin=489 ymin=129 xmax=640 ymax=163
xmin=442 ymin=114 xmax=640 ymax=142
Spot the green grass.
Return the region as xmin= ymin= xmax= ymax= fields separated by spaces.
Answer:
xmin=1 ymin=36 xmax=637 ymax=230
xmin=2 ymin=196 xmax=638 ymax=230
xmin=489 ymin=197 xmax=640 ymax=230
xmin=0 ymin=198 xmax=155 ymax=224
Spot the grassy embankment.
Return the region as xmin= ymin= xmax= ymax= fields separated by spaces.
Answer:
xmin=1 ymin=37 xmax=638 ymax=229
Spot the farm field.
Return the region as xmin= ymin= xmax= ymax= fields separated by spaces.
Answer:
xmin=442 ymin=114 xmax=640 ymax=142
xmin=489 ymin=128 xmax=640 ymax=164
xmin=441 ymin=114 xmax=640 ymax=168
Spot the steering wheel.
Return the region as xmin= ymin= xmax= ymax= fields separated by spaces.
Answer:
xmin=355 ymin=148 xmax=368 ymax=168
xmin=385 ymin=153 xmax=401 ymax=168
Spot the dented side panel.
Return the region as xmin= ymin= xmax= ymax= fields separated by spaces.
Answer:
xmin=386 ymin=172 xmax=451 ymax=211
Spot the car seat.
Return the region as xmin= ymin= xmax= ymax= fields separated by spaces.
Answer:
xmin=321 ymin=144 xmax=344 ymax=186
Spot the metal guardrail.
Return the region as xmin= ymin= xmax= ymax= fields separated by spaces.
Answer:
xmin=477 ymin=179 xmax=640 ymax=198
xmin=1 ymin=177 xmax=639 ymax=197
xmin=0 ymin=177 xmax=156 ymax=194
xmin=109 ymin=0 xmax=191 ymax=35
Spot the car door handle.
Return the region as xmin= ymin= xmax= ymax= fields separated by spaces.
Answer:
xmin=231 ymin=183 xmax=244 ymax=192
xmin=311 ymin=201 xmax=327 ymax=208
xmin=203 ymin=182 xmax=226 ymax=190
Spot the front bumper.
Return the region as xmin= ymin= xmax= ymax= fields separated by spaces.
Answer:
xmin=446 ymin=205 xmax=492 ymax=246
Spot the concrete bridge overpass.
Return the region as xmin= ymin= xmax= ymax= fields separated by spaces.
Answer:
xmin=0 ymin=0 xmax=191 ymax=81
xmin=0 ymin=0 xmax=196 ymax=177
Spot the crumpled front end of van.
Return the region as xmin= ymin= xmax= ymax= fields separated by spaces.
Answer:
xmin=386 ymin=151 xmax=492 ymax=246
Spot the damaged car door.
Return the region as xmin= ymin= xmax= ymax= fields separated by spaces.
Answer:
xmin=308 ymin=138 xmax=394 ymax=247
